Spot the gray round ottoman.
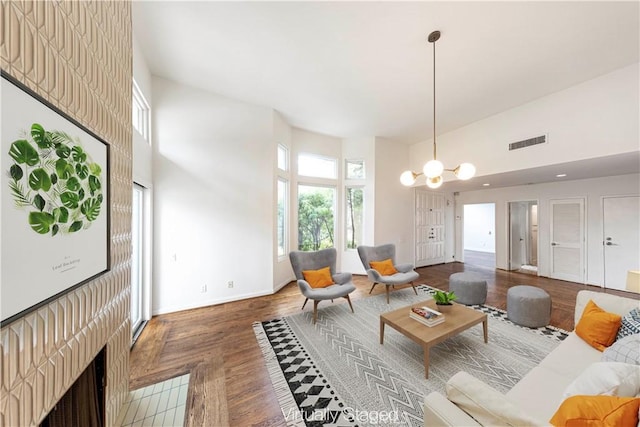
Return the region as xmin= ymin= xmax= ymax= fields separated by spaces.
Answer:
xmin=449 ymin=272 xmax=487 ymax=305
xmin=507 ymin=285 xmax=551 ymax=328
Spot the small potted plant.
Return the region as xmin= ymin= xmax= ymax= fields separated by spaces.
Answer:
xmin=433 ymin=290 xmax=457 ymax=312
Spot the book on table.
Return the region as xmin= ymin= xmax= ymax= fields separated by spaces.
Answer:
xmin=410 ymin=306 xmax=445 ymax=327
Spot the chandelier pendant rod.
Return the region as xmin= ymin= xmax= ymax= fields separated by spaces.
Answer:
xmin=399 ymin=29 xmax=475 ymax=188
xmin=433 ymin=32 xmax=437 ymax=161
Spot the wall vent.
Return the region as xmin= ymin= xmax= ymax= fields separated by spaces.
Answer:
xmin=509 ymin=135 xmax=547 ymax=151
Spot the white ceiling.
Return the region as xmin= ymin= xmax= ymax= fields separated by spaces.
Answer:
xmin=133 ymin=1 xmax=640 ymax=189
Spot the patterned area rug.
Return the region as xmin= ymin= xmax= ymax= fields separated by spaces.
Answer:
xmin=254 ymin=285 xmax=568 ymax=427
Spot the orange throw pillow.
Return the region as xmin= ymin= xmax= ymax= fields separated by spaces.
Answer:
xmin=575 ymin=300 xmax=622 ymax=351
xmin=369 ymin=259 xmax=398 ymax=276
xmin=302 ymin=266 xmax=334 ymax=289
xmin=550 ymin=395 xmax=640 ymax=427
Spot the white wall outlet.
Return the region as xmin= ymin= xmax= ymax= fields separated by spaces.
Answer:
xmin=227 ymin=281 xmax=234 ymax=288
xmin=201 ymin=284 xmax=207 ymax=293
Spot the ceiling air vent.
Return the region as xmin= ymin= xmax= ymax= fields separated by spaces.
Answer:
xmin=509 ymin=135 xmax=547 ymax=151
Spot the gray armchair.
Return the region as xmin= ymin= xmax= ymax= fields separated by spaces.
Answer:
xmin=289 ymin=248 xmax=355 ymax=324
xmin=357 ymin=244 xmax=420 ymax=303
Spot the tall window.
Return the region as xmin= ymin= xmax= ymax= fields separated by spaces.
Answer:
xmin=132 ymin=79 xmax=150 ymax=142
xmin=298 ymin=185 xmax=335 ymax=251
xmin=131 ymin=184 xmax=146 ymax=343
xmin=277 ymin=178 xmax=288 ymax=257
xmin=345 ymin=187 xmax=364 ymax=249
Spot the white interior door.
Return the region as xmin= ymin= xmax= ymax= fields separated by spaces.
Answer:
xmin=550 ymin=198 xmax=585 ymax=283
xmin=415 ymin=190 xmax=445 ymax=267
xmin=603 ymin=196 xmax=640 ymax=290
xmin=530 ymin=204 xmax=538 ymax=266
xmin=509 ymin=202 xmax=527 ymax=270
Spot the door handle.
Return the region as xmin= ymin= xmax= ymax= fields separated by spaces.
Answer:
xmin=551 ymin=242 xmax=557 ymax=246
xmin=606 ymin=242 xmax=618 ymax=246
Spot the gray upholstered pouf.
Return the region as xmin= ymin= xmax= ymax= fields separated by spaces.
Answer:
xmin=449 ymin=272 xmax=487 ymax=305
xmin=507 ymin=285 xmax=551 ymax=328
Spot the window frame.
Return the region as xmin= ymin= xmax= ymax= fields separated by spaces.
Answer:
xmin=277 ymin=144 xmax=288 ymax=172
xmin=296 ymin=183 xmax=337 ymax=252
xmin=132 ymin=79 xmax=151 ymax=143
xmin=345 ymin=159 xmax=366 ymax=180
xmin=344 ymin=185 xmax=364 ymax=251
xmin=297 ymin=152 xmax=337 ymax=180
xmin=277 ymin=177 xmax=289 ymax=259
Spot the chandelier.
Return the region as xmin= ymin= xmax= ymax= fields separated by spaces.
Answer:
xmin=400 ymin=30 xmax=475 ymax=189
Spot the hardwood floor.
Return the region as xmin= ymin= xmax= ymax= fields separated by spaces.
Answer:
xmin=129 ymin=263 xmax=638 ymax=427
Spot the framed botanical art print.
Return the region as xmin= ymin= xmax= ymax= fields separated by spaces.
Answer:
xmin=1 ymin=71 xmax=110 ymax=325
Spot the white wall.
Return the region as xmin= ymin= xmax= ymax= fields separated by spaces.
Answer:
xmin=374 ymin=138 xmax=414 ymax=264
xmin=409 ymin=63 xmax=639 ymax=181
xmin=273 ymin=111 xmax=294 ymax=290
xmin=463 ymin=203 xmax=496 ymax=253
xmin=455 ymin=174 xmax=640 ymax=286
xmin=152 ymin=77 xmax=275 ymax=314
xmin=342 ymin=137 xmax=376 ymax=274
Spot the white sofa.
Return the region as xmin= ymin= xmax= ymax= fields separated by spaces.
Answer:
xmin=423 ymin=290 xmax=640 ymax=426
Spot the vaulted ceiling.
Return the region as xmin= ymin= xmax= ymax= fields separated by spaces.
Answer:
xmin=133 ymin=1 xmax=639 ymax=189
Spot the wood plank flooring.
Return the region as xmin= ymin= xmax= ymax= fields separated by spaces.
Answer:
xmin=129 ymin=262 xmax=638 ymax=427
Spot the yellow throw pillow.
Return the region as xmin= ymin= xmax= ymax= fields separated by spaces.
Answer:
xmin=369 ymin=259 xmax=398 ymax=276
xmin=575 ymin=300 xmax=622 ymax=351
xmin=302 ymin=266 xmax=334 ymax=289
xmin=550 ymin=395 xmax=640 ymax=427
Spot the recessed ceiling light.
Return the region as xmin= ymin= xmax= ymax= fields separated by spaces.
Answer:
xmin=482 ymin=183 xmax=490 ymax=186
xmin=556 ymin=174 xmax=567 ymax=178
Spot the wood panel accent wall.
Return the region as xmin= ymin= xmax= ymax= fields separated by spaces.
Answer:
xmin=0 ymin=1 xmax=132 ymax=425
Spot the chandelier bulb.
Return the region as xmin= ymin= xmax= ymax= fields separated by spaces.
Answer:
xmin=454 ymin=163 xmax=476 ymax=180
xmin=423 ymin=159 xmax=444 ymax=178
xmin=426 ymin=175 xmax=443 ymax=189
xmin=400 ymin=170 xmax=418 ymax=186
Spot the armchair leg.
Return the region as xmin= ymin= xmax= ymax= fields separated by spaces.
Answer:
xmin=369 ymin=283 xmax=377 ymax=294
xmin=410 ymin=281 xmax=418 ymax=295
xmin=344 ymin=295 xmax=354 ymax=313
xmin=386 ymin=285 xmax=390 ymax=304
xmin=302 ymin=298 xmax=309 ymax=310
xmin=313 ymin=300 xmax=319 ymax=324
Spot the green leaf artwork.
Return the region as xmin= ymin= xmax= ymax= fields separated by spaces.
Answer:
xmin=6 ymin=122 xmax=104 ymax=236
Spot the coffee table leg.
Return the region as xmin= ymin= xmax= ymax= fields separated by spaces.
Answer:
xmin=483 ymin=319 xmax=488 ymax=343
xmin=423 ymin=344 xmax=430 ymax=379
xmin=380 ymin=319 xmax=385 ymax=344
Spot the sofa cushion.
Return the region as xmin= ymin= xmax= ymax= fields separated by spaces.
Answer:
xmin=575 ymin=291 xmax=639 ymax=327
xmin=603 ymin=334 xmax=640 ymax=365
xmin=575 ymin=300 xmax=621 ymax=351
xmin=563 ymin=362 xmax=640 ymax=398
xmin=616 ymin=307 xmax=640 ymax=341
xmin=538 ymin=332 xmax=603 ymax=379
xmin=506 ymin=366 xmax=575 ymax=421
xmin=445 ymin=371 xmax=549 ymax=426
xmin=549 ymin=395 xmax=640 ymax=427
xmin=423 ymin=392 xmax=482 ymax=426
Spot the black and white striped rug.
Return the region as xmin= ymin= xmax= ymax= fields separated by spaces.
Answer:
xmin=254 ymin=285 xmax=568 ymax=427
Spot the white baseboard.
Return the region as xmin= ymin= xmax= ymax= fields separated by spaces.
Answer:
xmin=274 ymin=277 xmax=294 ymax=292
xmin=152 ymin=289 xmax=274 ymax=316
